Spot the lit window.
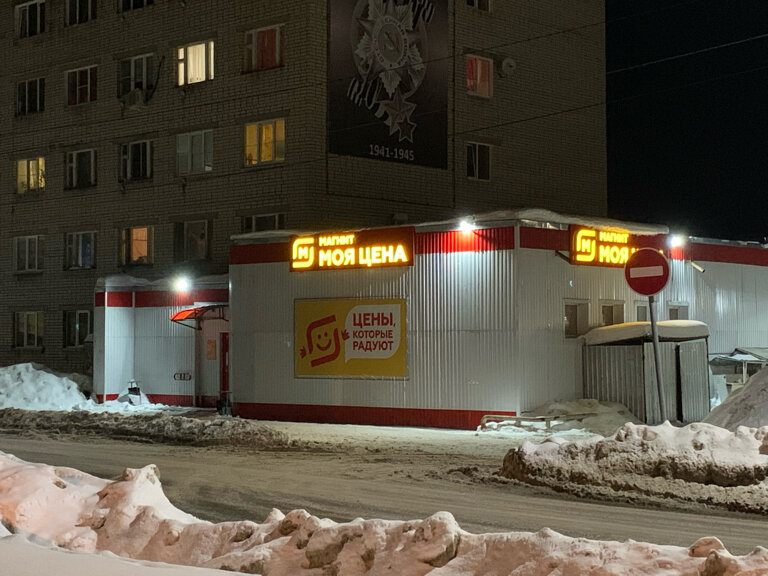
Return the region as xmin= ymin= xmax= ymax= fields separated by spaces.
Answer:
xmin=16 ymin=0 xmax=45 ymax=38
xmin=241 ymin=213 xmax=286 ymax=233
xmin=121 ymin=0 xmax=153 ymax=11
xmin=466 ymin=55 xmax=493 ymax=97
xmin=16 ymin=78 xmax=45 ymax=116
xmin=119 ymin=54 xmax=153 ymax=97
xmin=66 ymin=65 xmax=97 ymax=105
xmin=120 ymin=226 xmax=153 ymax=265
xmin=466 ymin=142 xmax=490 ymax=180
xmin=64 ymin=309 xmax=91 ymax=348
xmin=466 ymin=0 xmax=490 ymax=10
xmin=66 ymin=149 xmax=96 ymax=189
xmin=244 ymin=26 xmax=284 ymax=72
xmin=177 ymin=41 xmax=214 ymax=85
xmin=177 ymin=130 xmax=213 ymax=174
xmin=176 ymin=220 xmax=209 ymax=261
xmin=16 ymin=157 xmax=45 ymax=193
xmin=245 ymin=119 xmax=285 ymax=165
xmin=15 ymin=311 xmax=43 ymax=348
xmin=66 ymin=0 xmax=96 ymax=25
xmin=65 ymin=231 xmax=96 ymax=270
xmin=120 ymin=141 xmax=152 ymax=181
xmin=14 ymin=235 xmax=43 ymax=272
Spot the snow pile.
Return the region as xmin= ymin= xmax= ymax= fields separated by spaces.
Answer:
xmin=705 ymin=366 xmax=768 ymax=430
xmin=478 ymin=399 xmax=642 ymax=437
xmin=1 ymin=451 xmax=767 ymax=575
xmin=501 ymin=421 xmax=768 ymax=513
xmin=0 ymin=363 xmax=94 ymax=411
xmin=0 ymin=409 xmax=289 ymax=448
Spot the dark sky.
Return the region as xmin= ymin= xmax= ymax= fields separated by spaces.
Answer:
xmin=607 ymin=1 xmax=768 ymax=241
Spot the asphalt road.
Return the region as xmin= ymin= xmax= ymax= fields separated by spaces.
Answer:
xmin=2 ymin=432 xmax=767 ymax=556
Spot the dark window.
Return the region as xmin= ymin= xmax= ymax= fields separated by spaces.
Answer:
xmin=67 ymin=0 xmax=96 ymax=25
xmin=64 ymin=310 xmax=91 ymax=347
xmin=122 ymin=0 xmax=153 ymax=11
xmin=16 ymin=78 xmax=45 ymax=116
xmin=467 ymin=142 xmax=490 ymax=180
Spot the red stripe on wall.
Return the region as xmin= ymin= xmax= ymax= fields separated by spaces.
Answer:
xmin=95 ymin=289 xmax=228 ymax=308
xmin=415 ymin=227 xmax=515 ymax=254
xmin=107 ymin=292 xmax=133 ymax=307
xmin=134 ymin=289 xmax=229 ymax=308
xmin=518 ymin=227 xmax=569 ymax=250
xmin=233 ymin=402 xmax=516 ymax=430
xmin=231 ymin=242 xmax=290 ymax=265
xmin=690 ymin=242 xmax=768 ymax=267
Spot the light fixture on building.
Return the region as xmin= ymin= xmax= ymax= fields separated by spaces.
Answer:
xmin=669 ymin=235 xmax=685 ymax=248
xmin=459 ymin=218 xmax=477 ymax=233
xmin=172 ymin=276 xmax=191 ymax=293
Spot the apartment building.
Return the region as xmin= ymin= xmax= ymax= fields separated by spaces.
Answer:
xmin=0 ymin=0 xmax=606 ymax=375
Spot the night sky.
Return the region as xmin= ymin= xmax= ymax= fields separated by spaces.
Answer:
xmin=607 ymin=1 xmax=768 ymax=241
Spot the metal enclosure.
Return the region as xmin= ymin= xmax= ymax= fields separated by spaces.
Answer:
xmin=583 ymin=338 xmax=710 ymax=424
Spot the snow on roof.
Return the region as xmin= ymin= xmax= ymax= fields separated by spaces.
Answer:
xmin=583 ymin=320 xmax=709 ymax=346
xmin=231 ymin=208 xmax=671 ymax=243
xmin=95 ymin=274 xmax=229 ymax=291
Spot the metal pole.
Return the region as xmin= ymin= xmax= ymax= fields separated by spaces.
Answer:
xmin=648 ymin=295 xmax=667 ymax=422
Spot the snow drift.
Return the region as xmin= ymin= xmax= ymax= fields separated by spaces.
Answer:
xmin=705 ymin=366 xmax=768 ymax=430
xmin=1 ymin=451 xmax=767 ymax=575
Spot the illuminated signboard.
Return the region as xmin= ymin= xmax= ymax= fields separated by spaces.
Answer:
xmin=570 ymin=225 xmax=639 ymax=267
xmin=291 ymin=227 xmax=414 ymax=271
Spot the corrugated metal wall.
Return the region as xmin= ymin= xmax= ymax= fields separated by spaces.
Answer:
xmin=679 ymin=340 xmax=711 ymax=422
xmin=583 ymin=345 xmax=646 ymax=421
xmin=100 ymin=305 xmax=134 ymax=397
xmin=134 ymin=306 xmax=195 ymax=398
xmin=230 ymin=249 xmax=518 ymax=412
xmin=230 ymin=229 xmax=768 ymax=421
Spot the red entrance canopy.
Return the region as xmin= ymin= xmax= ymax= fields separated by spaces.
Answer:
xmin=170 ymin=304 xmax=227 ymax=323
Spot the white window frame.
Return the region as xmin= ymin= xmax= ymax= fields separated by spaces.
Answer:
xmin=120 ymin=140 xmax=152 ymax=181
xmin=668 ymin=302 xmax=690 ymax=320
xmin=182 ymin=220 xmax=209 ymax=261
xmin=121 ymin=0 xmax=153 ymax=11
xmin=177 ymin=130 xmax=213 ymax=174
xmin=119 ymin=54 xmax=154 ymax=96
xmin=66 ymin=149 xmax=96 ymax=189
xmin=66 ymin=0 xmax=96 ymax=26
xmin=66 ymin=65 xmax=97 ymax=105
xmin=16 ymin=157 xmax=45 ymax=194
xmin=15 ymin=311 xmax=43 ymax=348
xmin=16 ymin=77 xmax=45 ymax=116
xmin=64 ymin=309 xmax=91 ymax=348
xmin=242 ymin=213 xmax=286 ymax=233
xmin=16 ymin=0 xmax=45 ymax=38
xmin=244 ymin=119 xmax=286 ymax=165
xmin=120 ymin=226 xmax=153 ymax=266
xmin=635 ymin=301 xmax=649 ymax=322
xmin=14 ymin=235 xmax=43 ymax=272
xmin=467 ymin=142 xmax=490 ymax=181
xmin=600 ymin=300 xmax=625 ymax=326
xmin=466 ymin=54 xmax=493 ymax=97
xmin=564 ymin=300 xmax=589 ymax=338
xmin=65 ymin=231 xmax=96 ymax=270
xmin=177 ymin=40 xmax=215 ymax=85
xmin=244 ymin=25 xmax=284 ymax=72
xmin=466 ymin=0 xmax=490 ymax=10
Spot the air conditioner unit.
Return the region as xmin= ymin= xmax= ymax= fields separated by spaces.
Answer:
xmin=120 ymin=89 xmax=146 ymax=110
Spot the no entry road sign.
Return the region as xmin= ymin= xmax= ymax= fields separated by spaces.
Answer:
xmin=624 ymin=248 xmax=670 ymax=296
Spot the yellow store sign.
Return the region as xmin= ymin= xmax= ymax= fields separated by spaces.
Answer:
xmin=570 ymin=225 xmax=638 ymax=267
xmin=291 ymin=227 xmax=414 ymax=271
xmin=295 ymin=298 xmax=407 ymax=377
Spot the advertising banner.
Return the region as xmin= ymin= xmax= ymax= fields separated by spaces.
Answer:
xmin=295 ymin=298 xmax=407 ymax=377
xmin=328 ymin=0 xmax=448 ymax=168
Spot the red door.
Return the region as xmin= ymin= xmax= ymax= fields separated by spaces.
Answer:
xmin=219 ymin=332 xmax=230 ymax=398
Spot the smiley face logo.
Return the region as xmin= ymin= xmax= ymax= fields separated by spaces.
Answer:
xmin=300 ymin=315 xmax=350 ymax=367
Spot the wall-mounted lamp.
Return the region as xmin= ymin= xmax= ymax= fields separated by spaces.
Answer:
xmin=172 ymin=276 xmax=191 ymax=293
xmin=458 ymin=219 xmax=477 ymax=233
xmin=669 ymin=235 xmax=686 ymax=248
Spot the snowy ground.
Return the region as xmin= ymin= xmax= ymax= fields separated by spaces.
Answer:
xmin=2 ymin=363 xmax=768 ymax=575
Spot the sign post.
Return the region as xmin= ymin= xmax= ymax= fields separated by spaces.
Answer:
xmin=624 ymin=248 xmax=671 ymax=423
